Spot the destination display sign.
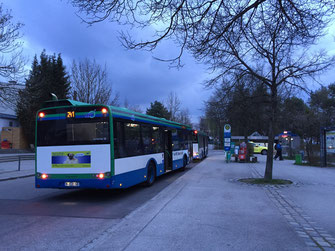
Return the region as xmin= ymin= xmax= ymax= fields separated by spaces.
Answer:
xmin=67 ymin=111 xmax=75 ymax=118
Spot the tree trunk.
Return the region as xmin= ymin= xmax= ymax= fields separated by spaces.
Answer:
xmin=245 ymin=134 xmax=249 ymax=162
xmin=306 ymin=138 xmax=313 ymax=164
xmin=264 ymin=86 xmax=277 ymax=180
xmin=264 ymin=123 xmax=274 ymax=180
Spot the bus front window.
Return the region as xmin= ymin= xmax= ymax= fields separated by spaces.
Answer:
xmin=37 ymin=108 xmax=110 ymax=146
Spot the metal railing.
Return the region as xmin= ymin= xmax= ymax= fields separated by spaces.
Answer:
xmin=0 ymin=155 xmax=35 ymax=171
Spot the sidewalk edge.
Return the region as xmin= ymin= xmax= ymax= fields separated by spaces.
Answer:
xmin=0 ymin=174 xmax=34 ymax=182
xmin=80 ymin=163 xmax=203 ymax=251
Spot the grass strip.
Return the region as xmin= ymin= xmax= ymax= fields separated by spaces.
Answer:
xmin=239 ymin=178 xmax=292 ymax=185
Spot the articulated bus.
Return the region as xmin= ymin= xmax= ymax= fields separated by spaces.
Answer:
xmin=192 ymin=130 xmax=209 ymax=160
xmin=35 ymin=99 xmax=193 ymax=189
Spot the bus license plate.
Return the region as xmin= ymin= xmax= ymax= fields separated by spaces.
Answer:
xmin=65 ymin=182 xmax=80 ymax=187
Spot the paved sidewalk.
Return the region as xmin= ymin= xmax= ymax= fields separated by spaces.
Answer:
xmin=79 ymin=151 xmax=335 ymax=251
xmin=251 ymin=155 xmax=335 ymax=250
xmin=0 ymin=154 xmax=35 ymax=181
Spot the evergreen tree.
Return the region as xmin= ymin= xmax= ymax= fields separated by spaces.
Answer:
xmin=16 ymin=51 xmax=71 ymax=144
xmin=146 ymin=101 xmax=170 ymax=119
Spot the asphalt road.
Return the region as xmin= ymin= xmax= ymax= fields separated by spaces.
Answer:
xmin=2 ymin=153 xmax=335 ymax=250
xmin=0 ymin=162 xmax=197 ymax=250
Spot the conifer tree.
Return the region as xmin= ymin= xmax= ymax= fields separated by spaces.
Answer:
xmin=16 ymin=51 xmax=71 ymax=145
xmin=146 ymin=101 xmax=170 ymax=120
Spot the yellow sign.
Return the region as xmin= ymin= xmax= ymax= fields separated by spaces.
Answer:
xmin=67 ymin=111 xmax=75 ymax=118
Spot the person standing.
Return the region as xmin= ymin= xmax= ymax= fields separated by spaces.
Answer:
xmin=274 ymin=142 xmax=283 ymax=160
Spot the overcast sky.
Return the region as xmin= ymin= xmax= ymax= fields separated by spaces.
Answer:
xmin=2 ymin=0 xmax=211 ymax=123
xmin=2 ymin=1 xmax=335 ymax=122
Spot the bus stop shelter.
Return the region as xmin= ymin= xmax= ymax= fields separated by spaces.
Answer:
xmin=320 ymin=126 xmax=335 ymax=167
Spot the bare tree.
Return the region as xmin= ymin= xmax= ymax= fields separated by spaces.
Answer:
xmin=123 ymin=97 xmax=143 ymax=113
xmin=0 ymin=4 xmax=25 ymax=106
xmin=176 ymin=108 xmax=192 ymax=126
xmin=72 ymin=0 xmax=335 ymax=180
xmin=0 ymin=80 xmax=21 ymax=107
xmin=70 ymin=58 xmax=119 ymax=105
xmin=165 ymin=92 xmax=192 ymax=125
xmin=72 ymin=1 xmax=335 ymax=66
xmin=202 ymin=4 xmax=335 ymax=179
xmin=204 ymin=93 xmax=227 ymax=144
xmin=166 ymin=91 xmax=181 ymax=121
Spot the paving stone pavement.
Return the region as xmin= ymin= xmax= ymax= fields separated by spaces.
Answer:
xmin=249 ymin=163 xmax=335 ymax=251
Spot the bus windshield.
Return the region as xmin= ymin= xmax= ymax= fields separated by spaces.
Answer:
xmin=37 ymin=107 xmax=110 ymax=146
xmin=192 ymin=133 xmax=198 ymax=143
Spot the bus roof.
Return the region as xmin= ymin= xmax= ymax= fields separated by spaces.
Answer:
xmin=41 ymin=99 xmax=192 ymax=130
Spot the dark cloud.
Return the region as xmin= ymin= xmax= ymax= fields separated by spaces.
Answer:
xmin=3 ymin=1 xmax=335 ymax=124
xmin=3 ymin=0 xmax=211 ymax=124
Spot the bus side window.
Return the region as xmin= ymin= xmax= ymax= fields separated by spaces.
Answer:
xmin=172 ymin=129 xmax=180 ymax=151
xmin=199 ymin=135 xmax=204 ymax=148
xmin=125 ymin=122 xmax=142 ymax=157
xmin=152 ymin=126 xmax=162 ymax=153
xmin=113 ymin=120 xmax=126 ymax=158
xmin=141 ymin=124 xmax=153 ymax=154
xmin=177 ymin=129 xmax=187 ymax=150
xmin=113 ymin=120 xmax=119 ymax=158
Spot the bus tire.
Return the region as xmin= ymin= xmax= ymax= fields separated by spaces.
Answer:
xmin=145 ymin=161 xmax=156 ymax=187
xmin=180 ymin=155 xmax=187 ymax=172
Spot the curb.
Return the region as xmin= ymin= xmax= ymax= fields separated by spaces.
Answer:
xmin=0 ymin=174 xmax=34 ymax=182
xmin=80 ymin=161 xmax=204 ymax=251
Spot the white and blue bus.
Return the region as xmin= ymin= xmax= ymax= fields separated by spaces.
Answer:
xmin=35 ymin=99 xmax=192 ymax=189
xmin=192 ymin=130 xmax=209 ymax=160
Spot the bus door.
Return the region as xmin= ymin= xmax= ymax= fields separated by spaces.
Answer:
xmin=188 ymin=131 xmax=193 ymax=161
xmin=163 ymin=130 xmax=172 ymax=171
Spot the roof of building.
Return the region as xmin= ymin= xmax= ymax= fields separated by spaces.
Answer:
xmin=0 ymin=113 xmax=17 ymax=120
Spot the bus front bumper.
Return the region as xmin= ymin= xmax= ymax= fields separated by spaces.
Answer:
xmin=35 ymin=177 xmax=113 ymax=189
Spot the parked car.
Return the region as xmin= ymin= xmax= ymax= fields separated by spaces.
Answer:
xmin=250 ymin=141 xmax=268 ymax=155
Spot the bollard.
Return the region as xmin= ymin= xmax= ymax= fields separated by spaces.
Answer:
xmin=18 ymin=155 xmax=21 ymax=171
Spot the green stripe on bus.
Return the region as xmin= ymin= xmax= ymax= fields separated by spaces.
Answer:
xmin=52 ymin=164 xmax=91 ymax=168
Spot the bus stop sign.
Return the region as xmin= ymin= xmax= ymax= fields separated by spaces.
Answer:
xmin=224 ymin=124 xmax=231 ymax=151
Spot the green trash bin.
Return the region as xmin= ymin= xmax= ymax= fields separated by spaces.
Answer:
xmin=295 ymin=154 xmax=302 ymax=164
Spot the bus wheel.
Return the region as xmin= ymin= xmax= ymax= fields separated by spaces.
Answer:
xmin=145 ymin=161 xmax=156 ymax=187
xmin=180 ymin=155 xmax=187 ymax=172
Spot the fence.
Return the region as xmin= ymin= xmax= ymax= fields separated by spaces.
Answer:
xmin=0 ymin=155 xmax=35 ymax=171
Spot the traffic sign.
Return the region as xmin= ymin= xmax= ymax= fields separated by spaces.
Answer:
xmin=224 ymin=132 xmax=231 ymax=138
xmin=224 ymin=124 xmax=232 ymax=151
xmin=224 ymin=124 xmax=231 ymax=133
